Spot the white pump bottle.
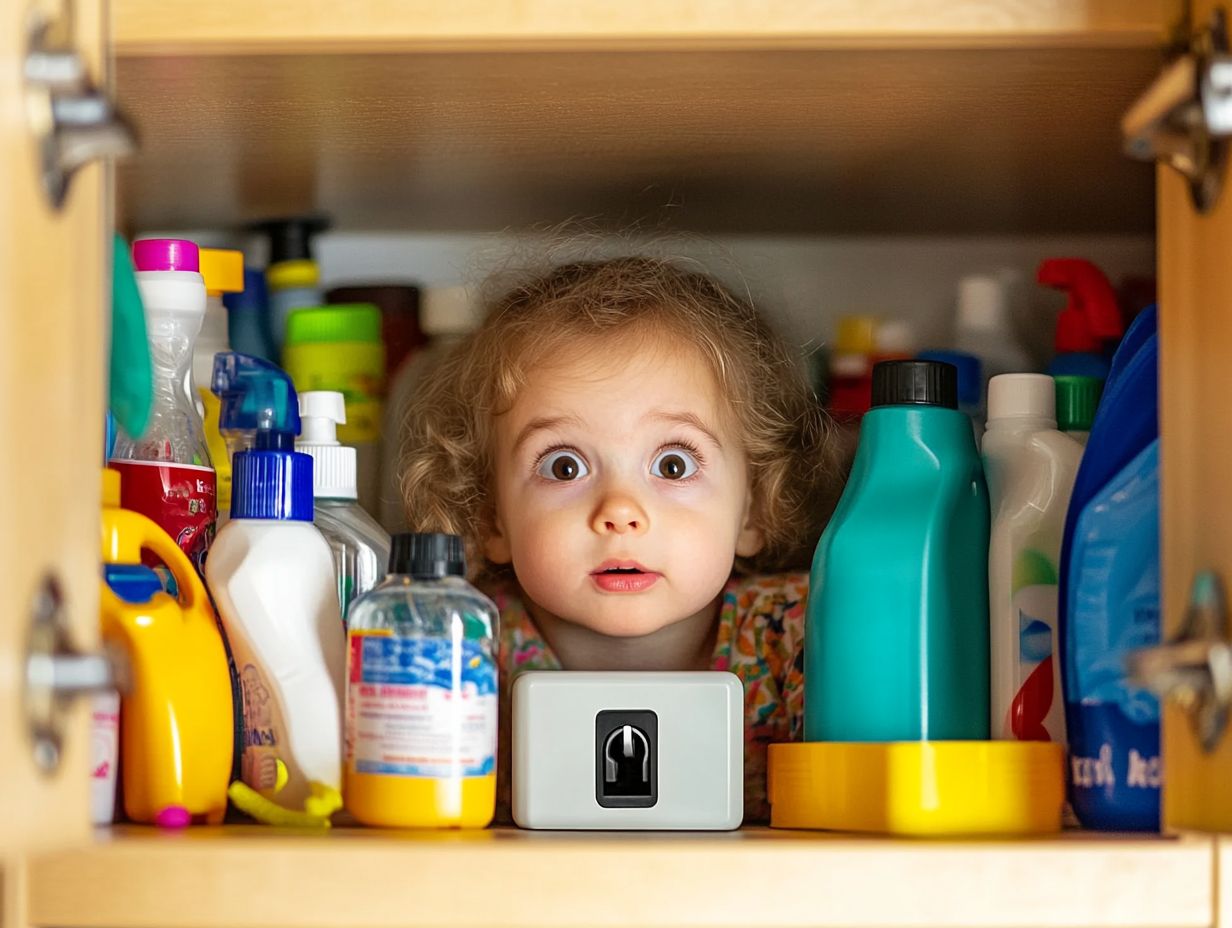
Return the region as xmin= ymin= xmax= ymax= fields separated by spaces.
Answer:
xmin=297 ymin=392 xmax=392 ymax=622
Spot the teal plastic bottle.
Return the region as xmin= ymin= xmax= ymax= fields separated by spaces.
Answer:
xmin=806 ymin=360 xmax=991 ymax=742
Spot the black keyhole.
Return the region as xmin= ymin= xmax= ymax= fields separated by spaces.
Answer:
xmin=595 ymin=710 xmax=658 ymax=809
xmin=604 ymin=725 xmax=651 ymax=795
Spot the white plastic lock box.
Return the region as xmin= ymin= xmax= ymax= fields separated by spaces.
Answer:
xmin=512 ymin=671 xmax=744 ymax=830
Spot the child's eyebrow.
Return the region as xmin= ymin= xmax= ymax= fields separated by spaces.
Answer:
xmin=646 ymin=411 xmax=724 ymax=449
xmin=512 ymin=414 xmax=584 ymax=455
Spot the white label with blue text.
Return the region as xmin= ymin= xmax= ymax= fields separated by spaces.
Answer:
xmin=348 ymin=635 xmax=497 ymax=778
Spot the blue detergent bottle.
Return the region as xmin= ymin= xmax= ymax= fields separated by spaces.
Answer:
xmin=1059 ymin=307 xmax=1160 ymax=831
xmin=806 ymin=360 xmax=991 ymax=742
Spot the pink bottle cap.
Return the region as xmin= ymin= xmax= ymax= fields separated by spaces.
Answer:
xmin=132 ymin=239 xmax=200 ymax=273
xmin=155 ymin=805 xmax=192 ymax=829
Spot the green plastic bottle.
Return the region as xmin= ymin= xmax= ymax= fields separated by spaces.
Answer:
xmin=805 ymin=360 xmax=991 ymax=742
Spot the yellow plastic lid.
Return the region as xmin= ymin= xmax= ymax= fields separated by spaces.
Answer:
xmin=834 ymin=316 xmax=879 ymax=355
xmin=198 ymin=248 xmax=244 ymax=296
xmin=267 ymin=259 xmax=320 ymax=292
xmin=768 ymin=741 xmax=1064 ymax=836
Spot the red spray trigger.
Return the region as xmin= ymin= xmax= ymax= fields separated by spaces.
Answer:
xmin=1037 ymin=258 xmax=1124 ymax=354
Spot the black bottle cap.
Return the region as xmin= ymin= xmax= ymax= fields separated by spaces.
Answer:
xmin=389 ymin=532 xmax=467 ymax=580
xmin=871 ymin=360 xmax=959 ymax=410
xmin=249 ymin=215 xmax=331 ymax=265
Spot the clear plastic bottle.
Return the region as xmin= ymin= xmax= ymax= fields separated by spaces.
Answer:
xmin=110 ymin=239 xmax=216 ymax=572
xmin=296 ymin=391 xmax=391 ymax=621
xmin=345 ymin=533 xmax=499 ymax=828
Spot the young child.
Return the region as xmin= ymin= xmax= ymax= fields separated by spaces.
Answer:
xmin=400 ymin=256 xmax=841 ymax=821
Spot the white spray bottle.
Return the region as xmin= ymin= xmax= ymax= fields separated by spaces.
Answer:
xmin=205 ymin=353 xmax=345 ymax=820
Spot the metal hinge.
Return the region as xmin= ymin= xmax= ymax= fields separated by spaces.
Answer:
xmin=1129 ymin=571 xmax=1232 ymax=754
xmin=1123 ymin=7 xmax=1232 ymax=213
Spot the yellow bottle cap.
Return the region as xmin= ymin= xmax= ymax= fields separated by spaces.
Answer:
xmin=768 ymin=741 xmax=1064 ymax=836
xmin=834 ymin=316 xmax=878 ymax=355
xmin=267 ymin=259 xmax=320 ymax=292
xmin=101 ymin=468 xmax=121 ymax=507
xmin=198 ymin=248 xmax=244 ymax=297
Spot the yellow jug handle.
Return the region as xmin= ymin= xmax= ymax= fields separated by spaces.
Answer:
xmin=138 ymin=522 xmax=208 ymax=615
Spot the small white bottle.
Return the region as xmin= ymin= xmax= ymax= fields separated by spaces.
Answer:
xmin=205 ymin=412 xmax=346 ymax=813
xmin=955 ymin=273 xmax=1034 ymax=385
xmin=297 ymin=391 xmax=392 ymax=622
xmin=983 ymin=374 xmax=1083 ymax=744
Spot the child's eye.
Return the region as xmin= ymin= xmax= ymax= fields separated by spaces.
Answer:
xmin=651 ymin=447 xmax=700 ymax=481
xmin=536 ymin=450 xmax=590 ymax=481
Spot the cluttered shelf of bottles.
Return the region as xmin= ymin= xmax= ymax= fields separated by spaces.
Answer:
xmin=77 ymin=210 xmax=1182 ymax=923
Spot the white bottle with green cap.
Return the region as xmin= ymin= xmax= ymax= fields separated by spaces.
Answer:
xmin=297 ymin=391 xmax=392 ymax=621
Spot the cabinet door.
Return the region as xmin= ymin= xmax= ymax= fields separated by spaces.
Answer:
xmin=0 ymin=0 xmax=107 ymax=853
xmin=1158 ymin=0 xmax=1232 ymax=833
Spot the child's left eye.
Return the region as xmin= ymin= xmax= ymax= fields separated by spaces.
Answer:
xmin=650 ymin=448 xmax=700 ymax=481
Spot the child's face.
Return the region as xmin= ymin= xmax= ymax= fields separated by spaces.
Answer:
xmin=486 ymin=337 xmax=764 ymax=638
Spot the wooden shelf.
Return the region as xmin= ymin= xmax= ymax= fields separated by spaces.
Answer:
xmin=109 ymin=0 xmax=1170 ymax=236
xmin=29 ymin=827 xmax=1214 ymax=928
xmin=113 ymin=1 xmax=1167 ymax=57
xmin=114 ymin=43 xmax=1161 ymax=236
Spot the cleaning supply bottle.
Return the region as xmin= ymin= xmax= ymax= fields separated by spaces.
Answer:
xmin=99 ymin=467 xmax=234 ymax=827
xmin=297 ymin=391 xmax=392 ymax=621
xmin=1060 ymin=307 xmax=1160 ymax=831
xmin=345 ymin=533 xmax=499 ymax=828
xmin=254 ymin=216 xmax=330 ymax=359
xmin=193 ymin=248 xmax=245 ymax=521
xmin=826 ymin=314 xmax=878 ymax=423
xmin=283 ymin=303 xmax=386 ymax=515
xmin=983 ymin=374 xmax=1082 ymax=744
xmin=806 ymin=360 xmax=990 ymax=742
xmin=1038 ymin=258 xmax=1124 ymax=380
xmin=954 ymin=273 xmax=1033 ymax=385
xmin=379 ymin=285 xmax=479 ymax=532
xmin=327 ymin=283 xmax=425 ymax=383
xmin=205 ymin=360 xmax=346 ymax=818
xmin=1054 ymin=375 xmax=1103 ymax=447
xmin=224 ymin=267 xmax=273 ymax=362
xmin=110 ymin=238 xmax=216 ymax=574
xmin=918 ymin=349 xmax=984 ymax=428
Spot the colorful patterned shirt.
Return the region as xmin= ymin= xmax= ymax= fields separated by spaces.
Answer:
xmin=488 ymin=571 xmax=808 ymax=823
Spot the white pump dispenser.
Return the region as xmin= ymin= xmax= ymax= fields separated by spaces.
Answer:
xmin=298 ymin=391 xmax=358 ymax=499
xmin=296 ymin=392 xmax=392 ymax=621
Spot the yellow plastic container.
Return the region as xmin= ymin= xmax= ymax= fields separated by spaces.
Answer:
xmin=282 ymin=304 xmax=385 ymax=445
xmin=100 ymin=469 xmax=234 ymax=826
xmin=768 ymin=741 xmax=1064 ymax=836
xmin=344 ymin=770 xmax=496 ymax=829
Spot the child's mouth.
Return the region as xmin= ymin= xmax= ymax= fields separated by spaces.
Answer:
xmin=591 ymin=561 xmax=660 ymax=593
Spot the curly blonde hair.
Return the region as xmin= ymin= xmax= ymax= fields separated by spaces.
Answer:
xmin=399 ymin=256 xmax=842 ymax=577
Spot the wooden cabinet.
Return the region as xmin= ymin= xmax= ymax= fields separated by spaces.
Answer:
xmin=8 ymin=2 xmax=1232 ymax=926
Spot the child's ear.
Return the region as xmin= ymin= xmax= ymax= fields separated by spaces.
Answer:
xmin=735 ymin=490 xmax=765 ymax=558
xmin=485 ymin=514 xmax=513 ymax=565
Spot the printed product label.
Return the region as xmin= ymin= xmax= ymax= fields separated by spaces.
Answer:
xmin=347 ymin=634 xmax=497 ymax=778
xmin=239 ymin=661 xmax=285 ymax=792
xmin=1008 ymin=582 xmax=1066 ymax=743
xmin=108 ymin=459 xmax=216 ymax=575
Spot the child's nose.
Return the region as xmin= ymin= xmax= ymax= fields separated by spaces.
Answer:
xmin=590 ymin=488 xmax=649 ymax=536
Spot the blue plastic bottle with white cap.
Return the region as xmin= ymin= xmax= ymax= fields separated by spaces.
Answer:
xmin=205 ymin=353 xmax=345 ymax=818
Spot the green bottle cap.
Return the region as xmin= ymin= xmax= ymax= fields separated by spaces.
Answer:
xmin=1054 ymin=375 xmax=1103 ymax=432
xmin=284 ymin=303 xmax=382 ymax=346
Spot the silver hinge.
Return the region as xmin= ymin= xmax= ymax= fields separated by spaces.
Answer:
xmin=1129 ymin=570 xmax=1232 ymax=754
xmin=23 ymin=11 xmax=137 ymax=211
xmin=1123 ymin=7 xmax=1232 ymax=213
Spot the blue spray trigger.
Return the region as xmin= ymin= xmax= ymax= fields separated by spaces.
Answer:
xmin=212 ymin=352 xmax=301 ymax=441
